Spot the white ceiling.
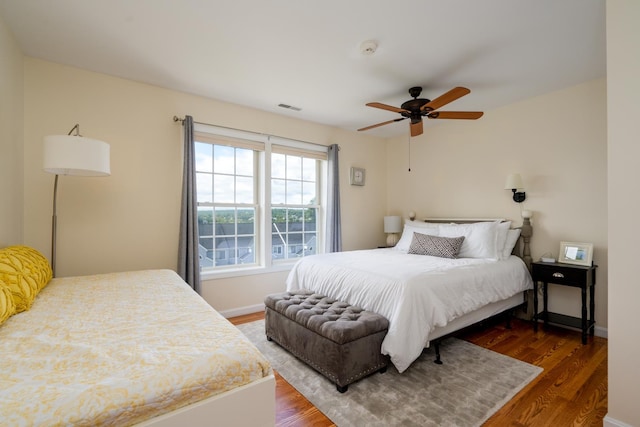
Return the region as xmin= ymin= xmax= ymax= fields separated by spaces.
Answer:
xmin=0 ymin=0 xmax=606 ymax=138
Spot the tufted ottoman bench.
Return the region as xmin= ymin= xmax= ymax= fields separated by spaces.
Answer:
xmin=264 ymin=290 xmax=389 ymax=392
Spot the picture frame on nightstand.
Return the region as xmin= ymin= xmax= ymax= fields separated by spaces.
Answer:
xmin=558 ymin=241 xmax=593 ymax=266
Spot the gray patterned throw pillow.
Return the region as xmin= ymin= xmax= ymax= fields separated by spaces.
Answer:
xmin=408 ymin=232 xmax=465 ymax=259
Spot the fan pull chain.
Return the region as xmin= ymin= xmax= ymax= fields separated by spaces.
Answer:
xmin=408 ymin=133 xmax=411 ymax=172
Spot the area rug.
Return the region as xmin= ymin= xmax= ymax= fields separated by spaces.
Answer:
xmin=237 ymin=320 xmax=542 ymax=427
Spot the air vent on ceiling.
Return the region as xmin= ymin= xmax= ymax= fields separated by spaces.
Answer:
xmin=278 ymin=103 xmax=302 ymax=111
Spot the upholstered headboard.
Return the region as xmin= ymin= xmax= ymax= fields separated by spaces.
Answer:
xmin=418 ymin=218 xmax=532 ymax=271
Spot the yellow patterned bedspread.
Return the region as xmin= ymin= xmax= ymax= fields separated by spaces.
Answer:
xmin=0 ymin=269 xmax=272 ymax=426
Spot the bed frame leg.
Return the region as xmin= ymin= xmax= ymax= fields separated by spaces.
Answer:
xmin=433 ymin=341 xmax=443 ymax=365
xmin=506 ymin=310 xmax=513 ymax=329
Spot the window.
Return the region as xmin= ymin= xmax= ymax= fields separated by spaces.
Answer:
xmin=195 ymin=141 xmax=258 ymax=269
xmin=194 ymin=126 xmax=326 ymax=273
xmin=271 ymin=152 xmax=319 ymax=261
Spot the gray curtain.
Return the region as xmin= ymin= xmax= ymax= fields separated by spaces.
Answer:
xmin=177 ymin=115 xmax=201 ymax=293
xmin=325 ymin=144 xmax=342 ymax=252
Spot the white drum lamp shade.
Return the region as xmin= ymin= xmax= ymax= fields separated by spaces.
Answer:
xmin=44 ymin=135 xmax=110 ymax=176
xmin=384 ymin=216 xmax=402 ymax=247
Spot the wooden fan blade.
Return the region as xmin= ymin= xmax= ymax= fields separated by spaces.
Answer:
xmin=366 ymin=102 xmax=409 ymax=114
xmin=358 ymin=118 xmax=406 ymax=132
xmin=427 ymin=111 xmax=484 ymax=120
xmin=421 ymin=87 xmax=470 ymax=111
xmin=410 ymin=120 xmax=423 ymax=137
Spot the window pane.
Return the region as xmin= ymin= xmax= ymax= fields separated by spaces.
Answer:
xmin=197 ymin=172 xmax=213 ymax=203
xmin=215 ymin=208 xmax=235 ymax=234
xmin=286 ymin=180 xmax=302 ymax=205
xmin=304 ymin=233 xmax=317 ymax=255
xmin=198 ymin=208 xmax=214 ymax=229
xmin=236 ymin=176 xmax=254 ymax=204
xmin=214 ymin=237 xmax=235 ymax=266
xmin=236 ymin=237 xmax=255 ymax=264
xmin=271 ymin=179 xmax=286 ymax=204
xmin=272 ymin=153 xmax=286 ymax=179
xmin=195 ymin=142 xmax=213 ymax=173
xmin=237 ymin=208 xmax=255 ymax=235
xmin=236 ymin=148 xmax=254 ymax=176
xmin=287 ymin=233 xmax=303 ymax=258
xmin=214 ymin=145 xmax=235 ymax=175
xmin=287 ymin=209 xmax=303 ymax=232
xmin=214 ymin=174 xmax=235 ymax=203
xmin=198 ymin=237 xmax=214 ymax=267
xmin=302 ymin=181 xmax=316 ymax=205
xmin=286 ymin=155 xmax=302 ymax=180
xmin=303 ymin=208 xmax=317 ymax=228
xmin=302 ymin=158 xmax=316 ymax=181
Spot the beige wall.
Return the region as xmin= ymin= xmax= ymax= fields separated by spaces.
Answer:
xmin=606 ymin=1 xmax=640 ymax=426
xmin=0 ymin=13 xmax=24 ymax=246
xmin=22 ymin=58 xmax=388 ymax=312
xmin=386 ymin=79 xmax=608 ymax=329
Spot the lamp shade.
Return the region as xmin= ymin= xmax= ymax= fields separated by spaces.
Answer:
xmin=383 ymin=216 xmax=402 ymax=234
xmin=44 ymin=135 xmax=110 ymax=176
xmin=504 ymin=173 xmax=523 ymax=190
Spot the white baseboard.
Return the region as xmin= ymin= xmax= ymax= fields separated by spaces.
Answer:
xmin=595 ymin=325 xmax=608 ymax=339
xmin=219 ymin=303 xmax=265 ymax=319
xmin=533 ymin=319 xmax=608 ymax=339
xmin=604 ymin=414 xmax=634 ymax=427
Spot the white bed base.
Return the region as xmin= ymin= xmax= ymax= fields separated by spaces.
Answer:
xmin=428 ymin=292 xmax=525 ymax=343
xmin=136 ymin=374 xmax=276 ymax=427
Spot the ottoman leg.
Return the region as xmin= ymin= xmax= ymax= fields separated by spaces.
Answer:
xmin=337 ymin=384 xmax=348 ymax=393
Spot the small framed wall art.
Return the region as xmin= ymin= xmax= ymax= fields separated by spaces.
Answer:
xmin=558 ymin=241 xmax=593 ymax=266
xmin=350 ymin=167 xmax=366 ymax=186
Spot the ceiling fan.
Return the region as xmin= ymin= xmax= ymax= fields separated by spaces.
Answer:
xmin=358 ymin=86 xmax=483 ymax=137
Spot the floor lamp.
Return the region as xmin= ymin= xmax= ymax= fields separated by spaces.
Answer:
xmin=43 ymin=124 xmax=110 ymax=277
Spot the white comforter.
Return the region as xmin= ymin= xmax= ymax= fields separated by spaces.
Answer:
xmin=286 ymin=249 xmax=533 ymax=372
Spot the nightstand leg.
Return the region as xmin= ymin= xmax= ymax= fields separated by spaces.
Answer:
xmin=590 ymin=283 xmax=595 ymax=337
xmin=533 ymin=282 xmax=539 ymax=332
xmin=581 ymin=287 xmax=588 ymax=344
xmin=543 ymin=282 xmax=548 ymax=329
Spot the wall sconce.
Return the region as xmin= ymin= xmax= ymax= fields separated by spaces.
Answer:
xmin=383 ymin=216 xmax=402 ymax=247
xmin=504 ymin=173 xmax=526 ymax=203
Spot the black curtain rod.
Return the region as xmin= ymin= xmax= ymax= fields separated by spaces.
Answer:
xmin=172 ymin=115 xmax=338 ymax=150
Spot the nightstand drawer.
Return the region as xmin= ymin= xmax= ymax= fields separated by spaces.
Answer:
xmin=532 ymin=263 xmax=591 ymax=286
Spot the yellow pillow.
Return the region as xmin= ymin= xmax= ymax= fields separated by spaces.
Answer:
xmin=0 ymin=284 xmax=16 ymax=325
xmin=0 ymin=245 xmax=52 ymax=313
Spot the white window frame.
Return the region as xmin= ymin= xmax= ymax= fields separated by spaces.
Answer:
xmin=194 ymin=123 xmax=327 ymax=279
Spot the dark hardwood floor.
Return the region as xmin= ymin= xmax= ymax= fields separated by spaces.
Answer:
xmin=230 ymin=312 xmax=607 ymax=427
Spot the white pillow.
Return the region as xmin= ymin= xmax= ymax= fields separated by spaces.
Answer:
xmin=502 ymin=229 xmax=521 ymax=259
xmin=394 ymin=222 xmax=439 ymax=252
xmin=496 ymin=221 xmax=512 ymax=260
xmin=438 ymin=221 xmax=501 ymax=259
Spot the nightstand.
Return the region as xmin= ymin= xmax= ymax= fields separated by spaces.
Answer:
xmin=531 ymin=261 xmax=597 ymax=344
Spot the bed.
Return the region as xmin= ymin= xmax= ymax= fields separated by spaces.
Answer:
xmin=286 ymin=218 xmax=533 ymax=373
xmin=0 ymin=246 xmax=275 ymax=427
